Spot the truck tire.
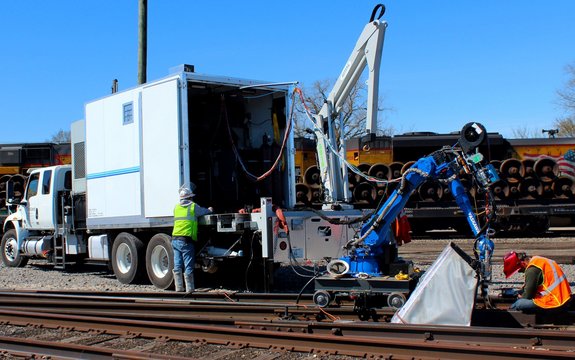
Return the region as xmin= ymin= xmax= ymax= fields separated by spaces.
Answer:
xmin=111 ymin=232 xmax=145 ymax=284
xmin=1 ymin=229 xmax=28 ymax=267
xmin=146 ymin=233 xmax=174 ymax=289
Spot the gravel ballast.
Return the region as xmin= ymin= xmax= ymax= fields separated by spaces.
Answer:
xmin=1 ymin=238 xmax=574 ymax=296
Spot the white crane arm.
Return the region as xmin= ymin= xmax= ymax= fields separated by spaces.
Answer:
xmin=318 ymin=17 xmax=387 ymax=134
xmin=313 ymin=5 xmax=387 ymax=206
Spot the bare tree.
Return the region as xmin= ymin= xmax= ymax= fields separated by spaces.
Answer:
xmin=293 ymin=78 xmax=392 ymax=140
xmin=553 ymin=118 xmax=575 ymax=137
xmin=554 ymin=62 xmax=575 ymax=137
xmin=512 ymin=127 xmax=540 ymax=139
xmin=49 ymin=129 xmax=71 ymax=143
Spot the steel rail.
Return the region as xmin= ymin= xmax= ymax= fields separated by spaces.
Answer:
xmin=0 ymin=308 xmax=574 ymax=359
xmin=0 ymin=289 xmax=517 ymax=310
xmin=0 ymin=300 xmax=380 ymax=323
xmin=0 ymin=291 xmax=382 ymax=322
xmin=0 ymin=294 xmax=322 ymax=322
xmin=236 ymin=319 xmax=575 ymax=349
xmin=0 ymin=334 xmax=193 ymax=360
xmin=0 ymin=289 xmax=315 ymax=302
xmin=1 ymin=291 xmax=571 ymax=327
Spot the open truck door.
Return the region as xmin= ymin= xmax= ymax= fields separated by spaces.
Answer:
xmin=141 ymin=77 xmax=184 ymax=218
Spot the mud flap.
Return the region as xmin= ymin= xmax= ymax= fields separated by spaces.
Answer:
xmin=391 ymin=242 xmax=478 ymax=326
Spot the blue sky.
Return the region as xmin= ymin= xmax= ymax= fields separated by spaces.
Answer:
xmin=1 ymin=1 xmax=574 ymax=143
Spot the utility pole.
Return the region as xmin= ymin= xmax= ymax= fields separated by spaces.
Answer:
xmin=138 ymin=0 xmax=147 ymax=85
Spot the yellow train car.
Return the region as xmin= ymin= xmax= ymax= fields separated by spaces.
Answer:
xmin=509 ymin=138 xmax=574 ymax=159
xmin=294 ymin=132 xmax=575 ymax=235
xmin=1 ymin=143 xmax=71 ymax=217
xmin=345 ymin=136 xmax=393 ymax=166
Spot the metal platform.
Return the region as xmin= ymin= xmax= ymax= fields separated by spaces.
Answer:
xmin=314 ymin=275 xmax=416 ymax=295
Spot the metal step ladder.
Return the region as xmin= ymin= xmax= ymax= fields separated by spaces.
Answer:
xmin=53 ymin=231 xmax=66 ymax=270
xmin=54 ymin=193 xmax=71 ymax=270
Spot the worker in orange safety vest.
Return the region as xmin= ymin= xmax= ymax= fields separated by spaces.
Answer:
xmin=503 ymin=251 xmax=572 ymax=312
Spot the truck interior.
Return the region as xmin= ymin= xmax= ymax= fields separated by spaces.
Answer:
xmin=186 ymin=81 xmax=289 ymax=212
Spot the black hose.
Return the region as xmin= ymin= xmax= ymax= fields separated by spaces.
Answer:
xmin=295 ymin=274 xmax=319 ymax=305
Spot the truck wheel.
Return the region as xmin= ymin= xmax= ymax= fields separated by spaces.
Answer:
xmin=1 ymin=230 xmax=28 ymax=267
xmin=146 ymin=233 xmax=174 ymax=289
xmin=111 ymin=232 xmax=145 ymax=284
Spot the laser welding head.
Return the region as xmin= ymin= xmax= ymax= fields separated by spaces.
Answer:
xmin=459 ymin=122 xmax=486 ymax=154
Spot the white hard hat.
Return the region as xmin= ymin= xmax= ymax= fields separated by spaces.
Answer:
xmin=179 ymin=186 xmax=195 ymax=199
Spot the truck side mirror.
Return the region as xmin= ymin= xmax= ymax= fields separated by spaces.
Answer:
xmin=5 ymin=180 xmax=14 ymax=204
xmin=5 ymin=180 xmax=23 ymax=206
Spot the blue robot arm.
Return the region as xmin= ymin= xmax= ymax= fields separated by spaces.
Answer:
xmin=450 ymin=178 xmax=495 ymax=280
xmin=342 ymin=123 xmax=498 ymax=282
xmin=357 ymin=155 xmax=443 ymax=255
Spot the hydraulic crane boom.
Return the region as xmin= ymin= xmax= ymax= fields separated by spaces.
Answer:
xmin=313 ymin=4 xmax=387 ymax=206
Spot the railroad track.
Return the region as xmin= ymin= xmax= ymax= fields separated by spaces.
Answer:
xmin=0 ymin=291 xmax=574 ymax=359
xmin=0 ymin=290 xmax=570 ymax=323
xmin=0 ymin=290 xmax=386 ymax=323
xmin=0 ymin=289 xmax=528 ymax=321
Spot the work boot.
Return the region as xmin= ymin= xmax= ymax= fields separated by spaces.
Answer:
xmin=172 ymin=270 xmax=184 ymax=292
xmin=184 ymin=272 xmax=195 ymax=294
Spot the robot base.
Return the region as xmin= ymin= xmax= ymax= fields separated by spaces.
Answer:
xmin=313 ymin=275 xmax=419 ymax=312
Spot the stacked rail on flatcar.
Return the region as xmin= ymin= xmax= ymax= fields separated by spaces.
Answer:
xmin=295 ymin=133 xmax=575 ymax=235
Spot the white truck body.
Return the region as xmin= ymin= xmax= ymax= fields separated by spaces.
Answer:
xmin=80 ymin=71 xmax=295 ymax=228
xmin=2 ymin=67 xmax=361 ymax=290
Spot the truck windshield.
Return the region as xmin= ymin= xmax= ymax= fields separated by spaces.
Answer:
xmin=26 ymin=173 xmax=40 ymax=200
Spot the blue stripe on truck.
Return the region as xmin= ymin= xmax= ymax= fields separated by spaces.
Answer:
xmin=86 ymin=166 xmax=140 ymax=180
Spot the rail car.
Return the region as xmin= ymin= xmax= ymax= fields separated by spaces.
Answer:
xmin=0 ymin=143 xmax=71 ymax=222
xmin=295 ymin=132 xmax=575 ymax=235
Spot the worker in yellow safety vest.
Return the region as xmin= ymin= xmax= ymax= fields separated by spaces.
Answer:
xmin=172 ymin=184 xmax=213 ymax=293
xmin=503 ymin=251 xmax=572 ymax=312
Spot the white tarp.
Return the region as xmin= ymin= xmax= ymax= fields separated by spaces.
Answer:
xmin=391 ymin=243 xmax=478 ymax=326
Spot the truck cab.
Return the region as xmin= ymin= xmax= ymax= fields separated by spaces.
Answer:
xmin=2 ymin=165 xmax=84 ymax=268
xmin=16 ymin=166 xmax=71 ymax=230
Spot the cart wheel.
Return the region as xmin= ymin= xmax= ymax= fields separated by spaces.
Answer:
xmin=387 ymin=292 xmax=407 ymax=309
xmin=313 ymin=290 xmax=332 ymax=308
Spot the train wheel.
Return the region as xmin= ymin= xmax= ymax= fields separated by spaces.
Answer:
xmin=112 ymin=232 xmax=145 ymax=284
xmin=1 ymin=230 xmax=28 ymax=267
xmin=146 ymin=233 xmax=174 ymax=289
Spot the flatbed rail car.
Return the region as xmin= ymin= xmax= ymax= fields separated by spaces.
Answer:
xmin=295 ymin=133 xmax=575 ymax=235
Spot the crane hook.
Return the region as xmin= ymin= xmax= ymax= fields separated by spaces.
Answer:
xmin=370 ymin=4 xmax=386 ymax=22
